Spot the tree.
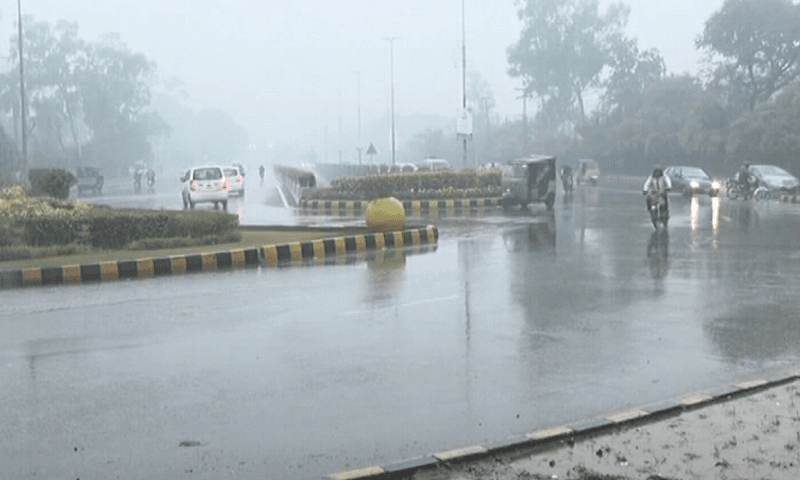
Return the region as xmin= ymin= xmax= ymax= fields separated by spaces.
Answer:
xmin=507 ymin=0 xmax=630 ymax=128
xmin=8 ymin=19 xmax=167 ymax=172
xmin=601 ymin=40 xmax=665 ymax=120
xmin=467 ymin=71 xmax=496 ymax=164
xmin=79 ymin=33 xmax=167 ymax=171
xmin=11 ymin=18 xmax=85 ymax=163
xmin=697 ymin=0 xmax=800 ymax=111
xmin=726 ymin=82 xmax=800 ymax=169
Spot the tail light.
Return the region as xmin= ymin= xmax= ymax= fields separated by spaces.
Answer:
xmin=190 ymin=181 xmax=197 ymax=192
xmin=237 ymin=175 xmax=243 ymax=185
xmin=223 ymin=178 xmax=231 ymax=191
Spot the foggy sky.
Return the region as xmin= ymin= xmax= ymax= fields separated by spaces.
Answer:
xmin=0 ymin=0 xmax=722 ymax=156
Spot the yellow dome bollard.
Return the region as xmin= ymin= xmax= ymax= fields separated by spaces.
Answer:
xmin=366 ymin=197 xmax=407 ymax=233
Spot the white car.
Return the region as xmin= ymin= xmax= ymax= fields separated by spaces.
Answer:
xmin=418 ymin=158 xmax=451 ymax=171
xmin=223 ymin=166 xmax=246 ymax=196
xmin=748 ymin=164 xmax=800 ymax=193
xmin=181 ymin=165 xmax=230 ymax=210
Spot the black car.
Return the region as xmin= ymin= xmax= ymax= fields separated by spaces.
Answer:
xmin=664 ymin=166 xmax=719 ymax=197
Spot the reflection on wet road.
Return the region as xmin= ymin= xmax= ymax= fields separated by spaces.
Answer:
xmin=3 ymin=184 xmax=800 ymax=479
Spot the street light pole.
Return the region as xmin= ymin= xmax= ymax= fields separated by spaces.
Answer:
xmin=17 ymin=0 xmax=28 ymax=176
xmin=354 ymin=70 xmax=362 ymax=165
xmin=382 ymin=37 xmax=398 ymax=166
xmin=461 ymin=0 xmax=467 ymax=167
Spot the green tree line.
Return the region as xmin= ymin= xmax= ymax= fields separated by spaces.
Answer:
xmin=410 ymin=0 xmax=800 ymax=177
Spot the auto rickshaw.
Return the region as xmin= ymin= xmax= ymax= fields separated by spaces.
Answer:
xmin=501 ymin=154 xmax=556 ymax=210
xmin=576 ymin=158 xmax=600 ymax=186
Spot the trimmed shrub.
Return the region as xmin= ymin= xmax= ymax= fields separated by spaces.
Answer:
xmin=28 ymin=168 xmax=77 ymax=199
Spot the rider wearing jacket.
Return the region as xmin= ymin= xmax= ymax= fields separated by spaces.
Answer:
xmin=643 ymin=167 xmax=672 ymax=214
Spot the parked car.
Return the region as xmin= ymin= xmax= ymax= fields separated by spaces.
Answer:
xmin=664 ymin=166 xmax=720 ymax=197
xmin=223 ymin=166 xmax=246 ymax=197
xmin=388 ymin=162 xmax=418 ymax=173
xmin=181 ymin=165 xmax=230 ymax=210
xmin=575 ymin=158 xmax=600 ymax=185
xmin=75 ymin=166 xmax=104 ymax=195
xmin=418 ymin=158 xmax=451 ymax=171
xmin=748 ymin=164 xmax=800 ymax=194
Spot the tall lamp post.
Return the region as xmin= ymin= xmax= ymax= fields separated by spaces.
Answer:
xmin=354 ymin=70 xmax=362 ymax=165
xmin=17 ymin=0 xmax=28 ymax=176
xmin=382 ymin=37 xmax=398 ymax=166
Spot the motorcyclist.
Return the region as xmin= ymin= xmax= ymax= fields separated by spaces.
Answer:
xmin=146 ymin=169 xmax=156 ymax=192
xmin=643 ymin=166 xmax=672 ymax=215
xmin=560 ymin=164 xmax=573 ymax=192
xmin=737 ymin=162 xmax=756 ymax=195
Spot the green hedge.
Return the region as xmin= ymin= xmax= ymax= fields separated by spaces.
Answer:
xmin=1 ymin=186 xmax=239 ymax=250
xmin=303 ymin=170 xmax=504 ymax=201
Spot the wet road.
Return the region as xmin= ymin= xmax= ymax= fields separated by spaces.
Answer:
xmin=3 ymin=181 xmax=800 ymax=479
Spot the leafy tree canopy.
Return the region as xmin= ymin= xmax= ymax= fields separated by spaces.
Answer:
xmin=697 ymin=0 xmax=800 ymax=110
xmin=507 ymin=0 xmax=633 ymax=127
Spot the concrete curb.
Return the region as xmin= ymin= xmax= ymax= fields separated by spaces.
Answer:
xmin=299 ymin=198 xmax=503 ymax=214
xmin=323 ymin=367 xmax=800 ymax=480
xmin=779 ymin=194 xmax=800 ymax=203
xmin=0 ymin=225 xmax=438 ymax=290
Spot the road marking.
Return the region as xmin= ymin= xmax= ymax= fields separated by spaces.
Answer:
xmin=341 ymin=295 xmax=459 ymax=316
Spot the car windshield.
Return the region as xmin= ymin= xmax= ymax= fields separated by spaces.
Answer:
xmin=752 ymin=165 xmax=792 ymax=177
xmin=193 ymin=168 xmax=222 ymax=180
xmin=682 ymin=167 xmax=709 ymax=179
xmin=223 ymin=168 xmax=238 ymax=176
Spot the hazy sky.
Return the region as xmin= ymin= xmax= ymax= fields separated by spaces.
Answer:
xmin=0 ymin=0 xmax=723 ymax=154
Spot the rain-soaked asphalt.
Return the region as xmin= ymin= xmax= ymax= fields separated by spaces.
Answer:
xmin=3 ymin=179 xmax=800 ymax=479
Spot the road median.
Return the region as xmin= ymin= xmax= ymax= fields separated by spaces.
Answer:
xmin=0 ymin=224 xmax=438 ymax=289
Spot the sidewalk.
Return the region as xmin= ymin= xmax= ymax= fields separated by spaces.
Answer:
xmin=328 ymin=368 xmax=800 ymax=480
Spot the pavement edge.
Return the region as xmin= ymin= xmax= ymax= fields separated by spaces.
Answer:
xmin=0 ymin=225 xmax=438 ymax=290
xmin=323 ymin=367 xmax=800 ymax=480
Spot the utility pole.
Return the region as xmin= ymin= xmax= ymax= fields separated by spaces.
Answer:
xmin=461 ymin=0 xmax=467 ymax=167
xmin=354 ymin=71 xmax=362 ymax=165
xmin=337 ymin=89 xmax=342 ymax=164
xmin=516 ymin=88 xmax=528 ymax=147
xmin=17 ymin=0 xmax=28 ymax=176
xmin=382 ymin=37 xmax=398 ymax=166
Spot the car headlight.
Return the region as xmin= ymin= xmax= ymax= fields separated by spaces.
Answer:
xmin=690 ymin=181 xmax=699 ymax=188
xmin=712 ymin=181 xmax=720 ymax=189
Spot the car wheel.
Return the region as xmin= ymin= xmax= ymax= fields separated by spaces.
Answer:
xmin=189 ymin=197 xmax=195 ymax=209
xmin=222 ymin=200 xmax=228 ymax=211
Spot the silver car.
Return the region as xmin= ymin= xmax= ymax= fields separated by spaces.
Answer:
xmin=223 ymin=166 xmax=246 ymax=197
xmin=181 ymin=165 xmax=230 ymax=210
xmin=749 ymin=164 xmax=800 ymax=194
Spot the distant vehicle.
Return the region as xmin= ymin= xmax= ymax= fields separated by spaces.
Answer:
xmin=223 ymin=166 xmax=246 ymax=196
xmin=576 ymin=158 xmax=600 ymax=185
xmin=664 ymin=166 xmax=719 ymax=197
xmin=387 ymin=162 xmax=417 ymax=173
xmin=181 ymin=165 xmax=230 ymax=210
xmin=748 ymin=164 xmax=800 ymax=195
xmin=418 ymin=158 xmax=451 ymax=171
xmin=501 ymin=154 xmax=556 ymax=210
xmin=75 ymin=166 xmax=104 ymax=195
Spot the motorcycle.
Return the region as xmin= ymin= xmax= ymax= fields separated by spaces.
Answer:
xmin=647 ymin=192 xmax=669 ymax=229
xmin=726 ymin=173 xmax=767 ymax=200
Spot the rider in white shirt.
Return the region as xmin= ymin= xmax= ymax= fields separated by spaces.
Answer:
xmin=643 ymin=167 xmax=672 ymax=215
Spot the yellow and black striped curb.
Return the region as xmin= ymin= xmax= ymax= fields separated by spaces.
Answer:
xmin=0 ymin=225 xmax=438 ymax=290
xmin=324 ymin=368 xmax=800 ymax=480
xmin=299 ymin=198 xmax=502 ymax=213
xmin=779 ymin=194 xmax=800 ymax=203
